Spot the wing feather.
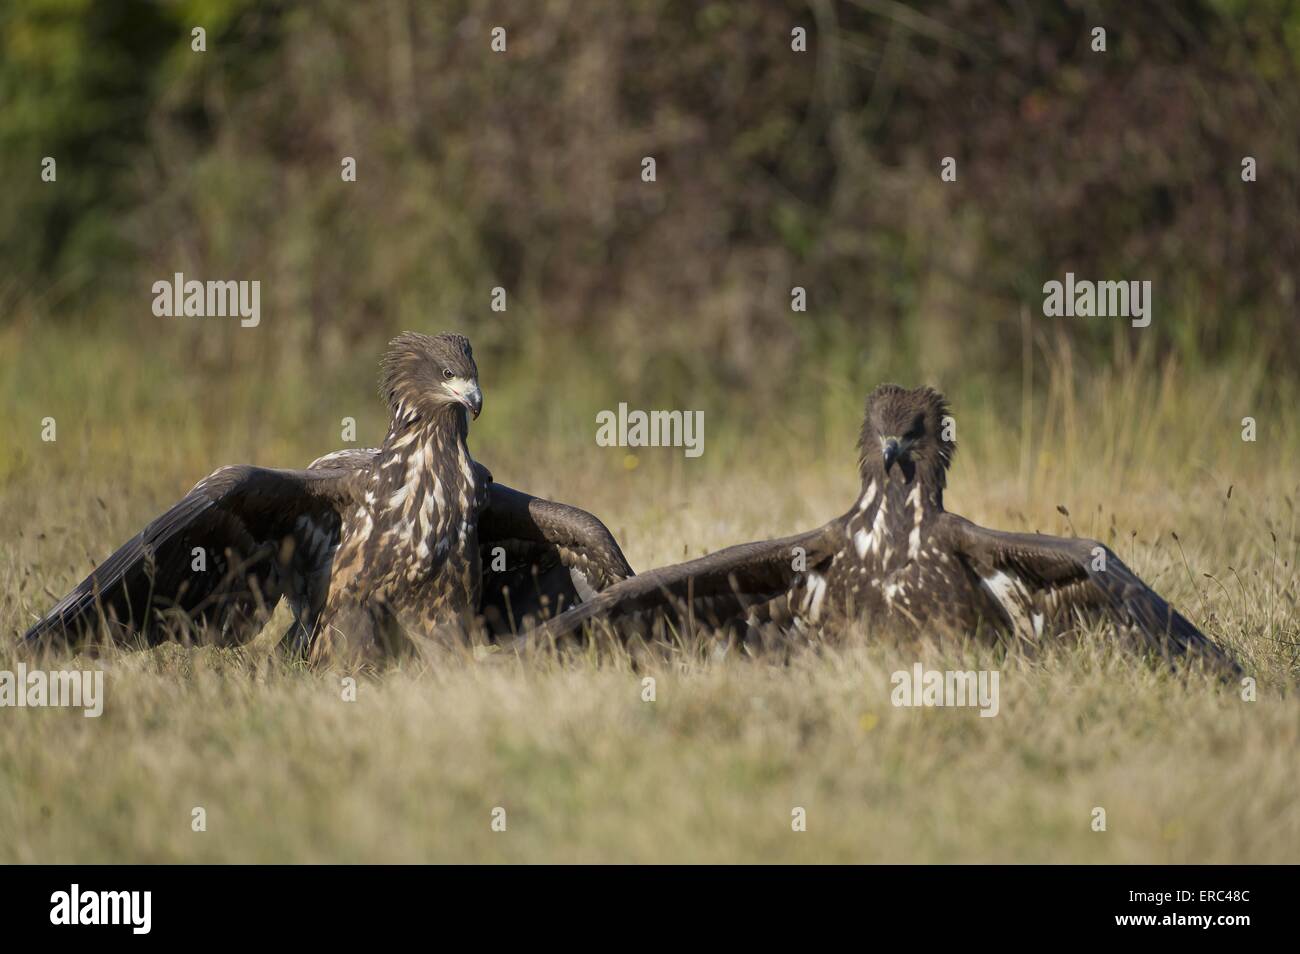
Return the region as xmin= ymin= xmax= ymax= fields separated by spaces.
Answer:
xmin=938 ymin=513 xmax=1239 ymax=674
xmin=528 ymin=524 xmax=841 ymax=644
xmin=24 ymin=465 xmax=359 ymax=648
xmin=477 ymin=482 xmax=633 ymax=633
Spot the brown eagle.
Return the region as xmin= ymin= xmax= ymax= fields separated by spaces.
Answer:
xmin=530 ymin=384 xmax=1239 ymax=675
xmin=22 ymin=332 xmax=632 ymax=663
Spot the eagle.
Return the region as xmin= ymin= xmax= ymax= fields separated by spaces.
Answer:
xmin=529 ymin=384 xmax=1240 ymax=675
xmin=22 ymin=332 xmax=633 ymax=664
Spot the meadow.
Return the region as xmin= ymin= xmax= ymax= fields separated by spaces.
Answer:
xmin=1 ymin=321 xmax=1296 ymax=863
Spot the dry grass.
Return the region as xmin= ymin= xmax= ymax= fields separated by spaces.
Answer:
xmin=1 ymin=332 xmax=1297 ymax=863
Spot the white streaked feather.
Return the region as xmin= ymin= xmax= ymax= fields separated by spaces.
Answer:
xmin=980 ymin=569 xmax=1038 ymax=641
xmin=569 ymin=568 xmax=598 ymax=602
xmin=802 ymin=572 xmax=829 ymax=622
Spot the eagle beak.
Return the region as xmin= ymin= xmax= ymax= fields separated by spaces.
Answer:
xmin=463 ymin=386 xmax=483 ymax=420
xmin=883 ymin=438 xmax=900 ymax=471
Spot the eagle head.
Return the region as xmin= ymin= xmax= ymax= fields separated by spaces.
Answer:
xmin=381 ymin=331 xmax=482 ymax=425
xmin=858 ymin=384 xmax=955 ymax=488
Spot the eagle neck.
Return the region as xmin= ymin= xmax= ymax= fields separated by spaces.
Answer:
xmin=372 ymin=408 xmax=477 ymax=532
xmin=846 ymin=470 xmax=943 ymax=569
xmin=378 ymin=405 xmax=469 ymax=461
xmin=854 ymin=469 xmax=943 ymax=524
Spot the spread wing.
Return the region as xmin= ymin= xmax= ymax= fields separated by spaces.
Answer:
xmin=526 ymin=523 xmax=842 ymax=646
xmin=937 ymin=513 xmax=1240 ymax=675
xmin=24 ymin=465 xmax=360 ymax=648
xmin=477 ymin=482 xmax=635 ymax=634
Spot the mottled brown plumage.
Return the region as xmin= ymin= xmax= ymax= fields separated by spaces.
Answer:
xmin=303 ymin=448 xmax=635 ymax=649
xmin=534 ymin=384 xmax=1239 ymax=675
xmin=23 ymin=332 xmax=633 ymax=664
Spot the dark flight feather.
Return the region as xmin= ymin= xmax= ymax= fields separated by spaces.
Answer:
xmin=528 ymin=527 xmax=838 ymax=645
xmin=936 ymin=515 xmax=1234 ymax=668
xmin=24 ymin=466 xmax=359 ymax=647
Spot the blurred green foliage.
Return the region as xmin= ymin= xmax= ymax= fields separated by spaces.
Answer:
xmin=1 ymin=0 xmax=1297 ymax=399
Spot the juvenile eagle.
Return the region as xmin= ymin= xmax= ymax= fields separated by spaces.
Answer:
xmin=23 ymin=332 xmax=632 ymax=663
xmin=531 ymin=384 xmax=1239 ymax=674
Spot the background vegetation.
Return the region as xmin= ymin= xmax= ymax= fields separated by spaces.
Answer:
xmin=1 ymin=1 xmax=1297 ymax=862
xmin=2 ymin=0 xmax=1298 ymax=398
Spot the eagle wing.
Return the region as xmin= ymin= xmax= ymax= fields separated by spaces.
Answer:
xmin=937 ymin=513 xmax=1240 ymax=674
xmin=527 ymin=523 xmax=843 ymax=645
xmin=477 ymin=481 xmax=635 ymax=634
xmin=24 ymin=465 xmax=361 ymax=648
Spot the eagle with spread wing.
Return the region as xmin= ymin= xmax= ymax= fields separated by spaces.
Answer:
xmin=531 ymin=384 xmax=1239 ymax=675
xmin=22 ymin=332 xmax=632 ymax=663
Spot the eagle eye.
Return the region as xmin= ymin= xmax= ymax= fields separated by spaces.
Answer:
xmin=442 ymin=368 xmax=454 ymax=380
